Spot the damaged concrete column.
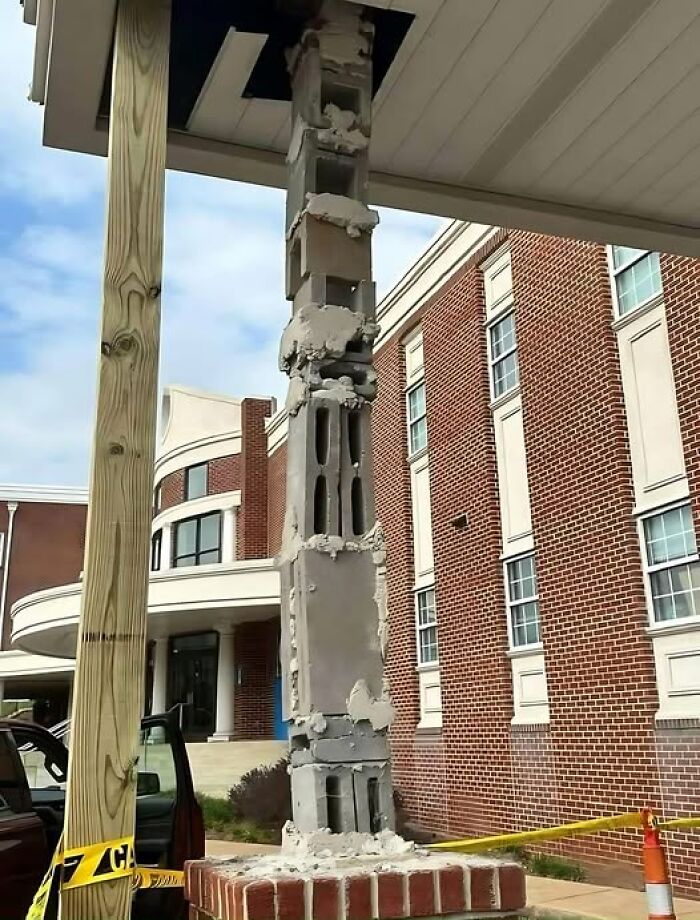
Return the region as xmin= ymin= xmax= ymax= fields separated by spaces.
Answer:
xmin=279 ymin=0 xmax=394 ymax=834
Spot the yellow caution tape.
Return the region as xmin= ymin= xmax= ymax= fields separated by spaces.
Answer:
xmin=26 ymin=834 xmax=184 ymax=920
xmin=428 ymin=811 xmax=643 ymax=853
xmin=657 ymin=816 xmax=700 ymax=832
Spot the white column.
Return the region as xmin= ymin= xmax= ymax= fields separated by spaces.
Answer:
xmin=222 ymin=507 xmax=236 ymax=563
xmin=160 ymin=523 xmax=172 ymax=571
xmin=151 ymin=637 xmax=169 ymax=714
xmin=209 ymin=628 xmax=235 ymax=741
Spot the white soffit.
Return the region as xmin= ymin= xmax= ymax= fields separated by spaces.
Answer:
xmin=27 ymin=0 xmax=700 ymax=256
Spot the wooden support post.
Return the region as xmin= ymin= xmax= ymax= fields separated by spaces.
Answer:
xmin=60 ymin=1 xmax=170 ymax=918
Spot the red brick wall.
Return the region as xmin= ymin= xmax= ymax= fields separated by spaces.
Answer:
xmin=421 ymin=255 xmax=514 ymax=838
xmin=160 ymin=468 xmax=185 ymax=511
xmin=1 ymin=501 xmax=87 ymax=649
xmin=373 ymin=336 xmax=422 ymax=819
xmin=654 ymin=254 xmax=700 ymax=893
xmin=234 ymin=618 xmax=279 ymax=739
xmin=510 ymin=231 xmax=661 ymax=867
xmin=237 ymin=399 xmax=273 ymax=560
xmin=209 ymin=455 xmax=241 ymax=496
xmin=267 ymin=443 xmax=287 ymax=558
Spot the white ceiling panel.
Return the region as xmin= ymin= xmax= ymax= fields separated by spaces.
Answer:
xmin=23 ymin=0 xmax=700 ymax=254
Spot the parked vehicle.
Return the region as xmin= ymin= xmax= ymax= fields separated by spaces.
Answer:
xmin=0 ymin=710 xmax=204 ymax=920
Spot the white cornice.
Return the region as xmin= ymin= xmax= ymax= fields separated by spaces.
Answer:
xmin=0 ymin=485 xmax=88 ymax=505
xmin=376 ymin=221 xmax=498 ymax=348
xmin=265 ymin=409 xmax=289 ymax=456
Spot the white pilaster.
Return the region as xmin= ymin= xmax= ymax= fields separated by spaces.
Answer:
xmin=151 ymin=637 xmax=169 ymax=715
xmin=222 ymin=506 xmax=236 ymax=563
xmin=209 ymin=628 xmax=235 ymax=741
xmin=160 ymin=523 xmax=172 ymax=571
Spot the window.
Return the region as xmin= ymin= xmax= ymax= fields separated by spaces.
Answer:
xmin=0 ymin=730 xmax=30 ymax=815
xmin=173 ymin=512 xmax=221 ymax=568
xmin=151 ymin=529 xmax=162 ymax=572
xmin=489 ymin=310 xmax=519 ymax=398
xmin=506 ymin=554 xmax=541 ymax=647
xmin=185 ymin=463 xmax=208 ymax=501
xmin=642 ymin=504 xmax=700 ymax=623
xmin=407 ymin=382 xmax=427 ymax=455
xmin=154 ymin=483 xmax=162 ymax=514
xmin=416 ymin=587 xmax=438 ymax=665
xmin=610 ymin=246 xmax=662 ymax=317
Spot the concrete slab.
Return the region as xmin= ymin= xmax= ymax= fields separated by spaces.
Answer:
xmin=527 ymin=875 xmax=700 ymax=920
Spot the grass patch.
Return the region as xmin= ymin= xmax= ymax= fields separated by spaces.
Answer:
xmin=488 ymin=846 xmax=585 ymax=882
xmin=197 ymin=794 xmax=279 ymax=845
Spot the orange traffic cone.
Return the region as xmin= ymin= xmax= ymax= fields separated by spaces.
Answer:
xmin=641 ymin=807 xmax=676 ymax=920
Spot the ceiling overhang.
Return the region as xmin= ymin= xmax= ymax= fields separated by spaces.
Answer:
xmin=24 ymin=0 xmax=700 ymax=257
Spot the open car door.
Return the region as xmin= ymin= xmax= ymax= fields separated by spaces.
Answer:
xmin=7 ymin=709 xmax=203 ymax=920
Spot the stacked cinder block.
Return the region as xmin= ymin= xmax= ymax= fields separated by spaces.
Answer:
xmin=278 ymin=0 xmax=394 ymax=833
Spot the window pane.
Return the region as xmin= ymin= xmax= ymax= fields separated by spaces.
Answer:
xmin=644 ymin=505 xmax=696 ymax=565
xmin=175 ymin=519 xmax=197 ymax=556
xmin=409 ymin=417 xmax=427 ymax=454
xmin=650 ymin=562 xmax=700 ymax=622
xmin=419 ymin=625 xmax=438 ymax=664
xmin=417 ymin=589 xmax=436 ymax=625
xmin=186 ymin=463 xmax=207 ymax=500
xmin=508 ymin=556 xmax=537 ymax=602
xmin=199 ymin=513 xmax=221 ymax=553
xmin=490 ymin=312 xmax=516 ymax=360
xmin=611 ymin=245 xmax=647 ymax=270
xmin=174 ymin=554 xmax=196 ymax=569
xmin=511 ymin=601 xmax=541 ymax=646
xmin=493 ymin=351 xmax=519 ymax=397
xmin=151 ymin=530 xmax=162 ymax=571
xmin=198 ymin=550 xmax=220 ymax=566
xmin=138 ymin=725 xmax=177 ymax=798
xmin=615 ymin=252 xmax=661 ymax=315
xmin=408 ymin=383 xmax=426 ymax=423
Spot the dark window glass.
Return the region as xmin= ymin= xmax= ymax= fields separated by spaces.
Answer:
xmin=185 ymin=463 xmax=208 ymax=501
xmin=151 ymin=530 xmax=162 ymax=571
xmin=173 ymin=512 xmax=221 ymax=568
xmin=0 ymin=730 xmax=30 ymax=815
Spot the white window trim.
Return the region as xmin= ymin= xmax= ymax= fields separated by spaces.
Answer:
xmin=503 ymin=551 xmax=541 ymax=651
xmin=481 ymin=246 xmax=514 ymax=319
xmin=414 ymin=584 xmax=439 ymax=670
xmin=638 ymin=500 xmax=700 ymax=631
xmin=607 ymin=245 xmax=663 ymax=321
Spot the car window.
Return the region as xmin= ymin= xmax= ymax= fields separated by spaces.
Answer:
xmin=11 ymin=728 xmax=67 ymax=791
xmin=0 ymin=730 xmax=30 ymax=815
xmin=137 ymin=724 xmax=177 ymax=799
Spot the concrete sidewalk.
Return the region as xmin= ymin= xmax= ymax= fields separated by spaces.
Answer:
xmin=205 ymin=842 xmax=700 ymax=919
xmin=527 ymin=875 xmax=700 ymax=919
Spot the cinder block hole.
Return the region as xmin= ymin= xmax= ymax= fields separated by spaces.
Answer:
xmin=326 ymin=775 xmax=343 ymax=833
xmin=288 ymin=237 xmax=302 ymax=297
xmin=315 ymin=406 xmax=330 ymax=465
xmin=290 ymin=734 xmax=310 ymax=751
xmin=314 ymin=475 xmax=328 ymax=535
xmin=321 ymin=80 xmax=361 ymax=119
xmin=368 ymin=778 xmax=382 ymax=834
xmin=326 ymin=277 xmax=359 ymax=309
xmin=351 ymin=477 xmax=364 ymax=535
xmin=338 ymin=480 xmax=343 ymax=534
xmin=348 ymin=410 xmax=362 ymax=464
xmin=316 ymin=156 xmax=356 ymax=198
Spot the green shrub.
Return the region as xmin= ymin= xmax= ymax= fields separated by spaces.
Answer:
xmin=228 ymin=758 xmax=292 ymax=829
xmin=197 ymin=793 xmax=234 ymax=831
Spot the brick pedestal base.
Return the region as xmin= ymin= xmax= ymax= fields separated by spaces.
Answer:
xmin=185 ymin=853 xmax=526 ymax=920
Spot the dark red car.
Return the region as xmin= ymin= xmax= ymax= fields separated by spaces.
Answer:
xmin=0 ymin=710 xmax=204 ymax=920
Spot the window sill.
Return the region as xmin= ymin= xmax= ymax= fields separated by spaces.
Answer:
xmin=416 ymin=662 xmax=441 ymax=674
xmin=407 ymin=445 xmax=429 ymax=465
xmin=490 ymin=386 xmax=521 ymax=412
xmin=507 ymin=643 xmax=544 ymax=659
xmin=646 ymin=618 xmax=700 ymax=639
xmin=416 ymin=715 xmax=443 ymax=732
xmin=611 ymin=292 xmax=664 ymax=332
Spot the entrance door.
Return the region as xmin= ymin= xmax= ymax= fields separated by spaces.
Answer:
xmin=168 ymin=633 xmax=218 ymax=741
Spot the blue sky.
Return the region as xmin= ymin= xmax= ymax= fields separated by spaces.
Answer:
xmin=0 ymin=5 xmax=443 ymax=486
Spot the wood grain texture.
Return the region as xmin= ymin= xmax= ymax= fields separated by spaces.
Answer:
xmin=60 ymin=1 xmax=170 ymax=918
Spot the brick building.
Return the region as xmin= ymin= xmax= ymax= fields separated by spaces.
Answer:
xmin=3 ymin=223 xmax=699 ymax=892
xmin=370 ymin=221 xmax=700 ymax=896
